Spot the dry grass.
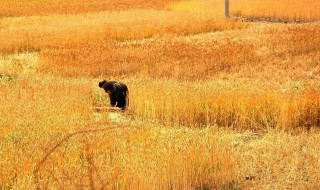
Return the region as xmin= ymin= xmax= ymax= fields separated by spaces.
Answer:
xmin=232 ymin=0 xmax=320 ymax=20
xmin=1 ymin=0 xmax=320 ymax=189
xmin=0 ymin=0 xmax=180 ymax=16
xmin=0 ymin=9 xmax=244 ymax=55
xmin=126 ymin=77 xmax=320 ymax=131
xmin=0 ymin=76 xmax=93 ymax=189
xmin=32 ymin=126 xmax=238 ymax=189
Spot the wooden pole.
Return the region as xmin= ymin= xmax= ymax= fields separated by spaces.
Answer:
xmin=225 ymin=0 xmax=230 ymax=18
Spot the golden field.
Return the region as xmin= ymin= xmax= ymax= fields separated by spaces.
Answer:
xmin=232 ymin=0 xmax=320 ymax=21
xmin=1 ymin=0 xmax=320 ymax=189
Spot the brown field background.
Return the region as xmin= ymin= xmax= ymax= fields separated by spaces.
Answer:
xmin=1 ymin=0 xmax=320 ymax=189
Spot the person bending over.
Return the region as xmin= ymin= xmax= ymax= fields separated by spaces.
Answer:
xmin=98 ymin=80 xmax=129 ymax=110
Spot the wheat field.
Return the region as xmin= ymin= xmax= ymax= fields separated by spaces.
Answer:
xmin=1 ymin=0 xmax=320 ymax=189
xmin=232 ymin=0 xmax=320 ymax=21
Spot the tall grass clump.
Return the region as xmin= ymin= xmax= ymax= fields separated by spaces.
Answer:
xmin=127 ymin=78 xmax=320 ymax=131
xmin=232 ymin=0 xmax=320 ymax=20
xmin=32 ymin=126 xmax=239 ymax=189
xmin=0 ymin=77 xmax=92 ymax=189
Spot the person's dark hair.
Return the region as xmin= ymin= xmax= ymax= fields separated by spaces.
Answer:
xmin=98 ymin=80 xmax=107 ymax=88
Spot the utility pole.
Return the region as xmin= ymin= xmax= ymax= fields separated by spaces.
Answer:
xmin=225 ymin=0 xmax=230 ymax=18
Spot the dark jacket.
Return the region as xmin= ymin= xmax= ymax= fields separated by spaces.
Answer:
xmin=99 ymin=80 xmax=129 ymax=110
